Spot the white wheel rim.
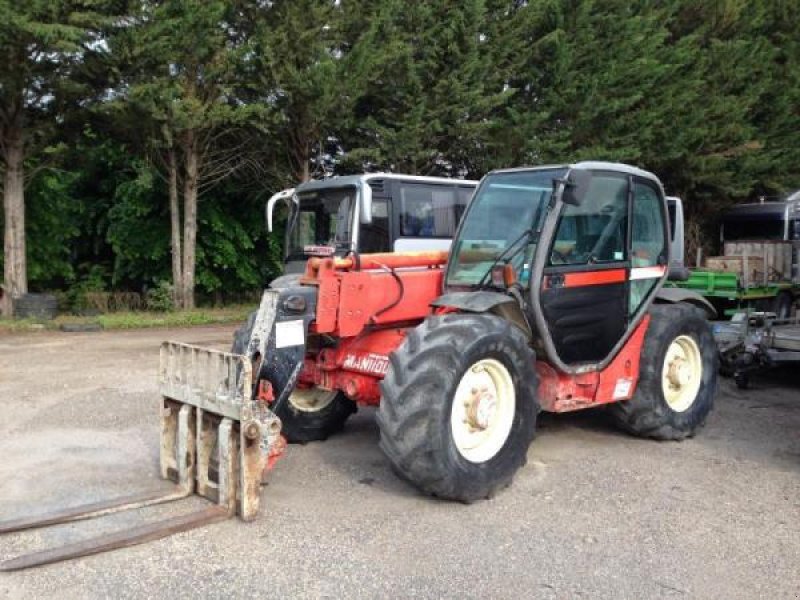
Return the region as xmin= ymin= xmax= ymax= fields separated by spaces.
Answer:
xmin=289 ymin=388 xmax=338 ymax=413
xmin=450 ymin=358 xmax=516 ymax=463
xmin=661 ymin=335 xmax=703 ymax=413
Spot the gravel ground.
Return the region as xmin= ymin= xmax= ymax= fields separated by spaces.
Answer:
xmin=0 ymin=325 xmax=798 ymax=599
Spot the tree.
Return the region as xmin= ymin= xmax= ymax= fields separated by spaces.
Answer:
xmin=342 ymin=0 xmax=510 ymax=177
xmin=247 ymin=0 xmax=378 ymax=182
xmin=495 ymin=0 xmax=782 ymax=250
xmin=112 ymin=0 xmax=265 ymax=308
xmin=2 ymin=0 xmax=798 ymax=310
xmin=0 ymin=1 xmax=113 ymax=316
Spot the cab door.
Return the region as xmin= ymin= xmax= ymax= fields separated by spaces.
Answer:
xmin=539 ymin=173 xmax=630 ymax=364
xmin=629 ymin=178 xmax=669 ymax=316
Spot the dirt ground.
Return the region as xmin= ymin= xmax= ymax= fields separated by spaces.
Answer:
xmin=0 ymin=325 xmax=798 ymax=599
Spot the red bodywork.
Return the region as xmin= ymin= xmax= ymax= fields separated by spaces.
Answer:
xmin=290 ymin=252 xmax=649 ymax=412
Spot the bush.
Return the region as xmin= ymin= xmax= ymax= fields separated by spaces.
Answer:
xmin=145 ymin=280 xmax=174 ymax=312
xmin=67 ymin=264 xmax=109 ymax=313
xmin=83 ymin=291 xmax=143 ymax=313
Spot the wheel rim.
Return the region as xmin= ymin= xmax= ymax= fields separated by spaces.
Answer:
xmin=450 ymin=358 xmax=516 ymax=463
xmin=289 ymin=388 xmax=338 ymax=413
xmin=661 ymin=335 xmax=703 ymax=413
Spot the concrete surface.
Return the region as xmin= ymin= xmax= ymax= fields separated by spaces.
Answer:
xmin=0 ymin=325 xmax=798 ymax=599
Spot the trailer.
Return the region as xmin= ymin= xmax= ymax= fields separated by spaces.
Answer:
xmin=668 ymin=193 xmax=800 ymax=318
xmin=715 ymin=311 xmax=800 ymax=388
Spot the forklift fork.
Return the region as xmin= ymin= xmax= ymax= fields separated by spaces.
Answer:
xmin=0 ymin=342 xmax=281 ymax=571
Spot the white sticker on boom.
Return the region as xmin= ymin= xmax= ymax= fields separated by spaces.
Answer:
xmin=613 ymin=378 xmax=633 ymax=400
xmin=275 ymin=319 xmax=305 ymax=348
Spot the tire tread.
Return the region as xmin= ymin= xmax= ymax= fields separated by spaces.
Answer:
xmin=378 ymin=314 xmax=539 ymax=502
xmin=609 ymin=303 xmax=717 ymax=441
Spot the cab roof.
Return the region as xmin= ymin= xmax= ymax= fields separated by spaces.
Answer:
xmin=295 ymin=173 xmax=479 ymax=194
xmin=488 ymin=161 xmax=662 ymax=187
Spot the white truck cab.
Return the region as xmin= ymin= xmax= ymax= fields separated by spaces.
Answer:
xmin=266 ymin=174 xmax=478 ymax=279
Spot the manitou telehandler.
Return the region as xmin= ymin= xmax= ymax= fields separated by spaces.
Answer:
xmin=1 ymin=162 xmax=718 ymax=570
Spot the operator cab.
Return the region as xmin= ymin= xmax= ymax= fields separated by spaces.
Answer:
xmin=445 ymin=162 xmax=670 ymax=369
xmin=267 ymin=174 xmax=478 ymax=278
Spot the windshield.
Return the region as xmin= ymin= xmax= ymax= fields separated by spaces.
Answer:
xmin=287 ymin=188 xmax=355 ymax=259
xmin=447 ymin=169 xmax=565 ymax=287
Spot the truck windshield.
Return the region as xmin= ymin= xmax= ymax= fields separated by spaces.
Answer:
xmin=287 ymin=188 xmax=355 ymax=259
xmin=447 ymin=169 xmax=565 ymax=287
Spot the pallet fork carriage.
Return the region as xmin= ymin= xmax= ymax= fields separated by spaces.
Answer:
xmin=0 ymin=343 xmax=282 ymax=572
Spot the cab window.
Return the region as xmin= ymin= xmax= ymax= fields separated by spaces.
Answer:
xmin=548 ymin=174 xmax=628 ymax=266
xmin=399 ymin=184 xmax=463 ymax=237
xmin=629 ymin=181 xmax=667 ymax=314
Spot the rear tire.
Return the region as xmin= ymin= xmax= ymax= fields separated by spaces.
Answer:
xmin=378 ymin=314 xmax=539 ymax=503
xmin=734 ymin=372 xmax=750 ymax=390
xmin=231 ymin=312 xmax=356 ymax=443
xmin=772 ymin=292 xmax=793 ymax=320
xmin=609 ymin=303 xmax=717 ymax=440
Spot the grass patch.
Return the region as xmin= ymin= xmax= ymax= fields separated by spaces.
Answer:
xmin=0 ymin=317 xmax=45 ymax=333
xmin=0 ymin=305 xmax=255 ymax=334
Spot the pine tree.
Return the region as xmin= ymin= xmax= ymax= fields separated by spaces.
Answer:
xmin=0 ymin=1 xmax=115 ymax=316
xmin=342 ymin=0 xmax=510 ymax=177
xmin=247 ymin=0 xmax=379 ymax=182
xmin=497 ymin=0 xmax=780 ymax=243
xmin=112 ymin=0 xmax=264 ymax=308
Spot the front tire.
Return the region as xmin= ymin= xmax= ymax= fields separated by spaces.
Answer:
xmin=609 ymin=303 xmax=717 ymax=440
xmin=378 ymin=314 xmax=539 ymax=503
xmin=232 ymin=312 xmax=356 ymax=443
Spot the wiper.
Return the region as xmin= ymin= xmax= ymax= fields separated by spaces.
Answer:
xmin=475 ymin=229 xmax=534 ymax=289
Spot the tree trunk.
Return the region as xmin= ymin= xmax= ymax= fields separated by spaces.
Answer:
xmin=182 ymin=131 xmax=199 ymax=310
xmin=167 ymin=147 xmax=183 ymax=309
xmin=300 ymin=154 xmax=310 ymax=183
xmin=2 ymin=125 xmax=26 ymax=317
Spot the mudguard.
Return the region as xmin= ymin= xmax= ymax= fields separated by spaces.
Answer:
xmin=655 ymin=287 xmax=717 ymax=319
xmin=431 ymin=291 xmax=532 ymax=337
xmin=432 ymin=291 xmax=518 ymax=313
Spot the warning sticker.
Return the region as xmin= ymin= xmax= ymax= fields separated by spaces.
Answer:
xmin=613 ymin=378 xmax=633 ymax=400
xmin=275 ymin=319 xmax=305 ymax=348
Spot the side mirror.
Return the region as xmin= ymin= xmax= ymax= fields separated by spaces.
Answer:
xmin=560 ymin=168 xmax=592 ymax=207
xmin=265 ymin=188 xmax=297 ymax=233
xmin=359 ymin=180 xmax=372 ymax=224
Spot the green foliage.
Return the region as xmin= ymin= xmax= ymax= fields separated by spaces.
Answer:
xmin=145 ymin=280 xmax=174 ymax=312
xmin=25 ymin=165 xmax=81 ymax=286
xmin=66 ymin=263 xmax=110 ymax=311
xmin=341 ymin=0 xmax=510 ymax=177
xmin=112 ymin=0 xmax=270 ymax=161
xmin=3 ymin=0 xmax=799 ymax=304
xmin=106 ymin=159 xmax=170 ymax=286
xmin=0 ymin=306 xmax=256 ymax=333
xmin=247 ymin=0 xmax=372 ymax=180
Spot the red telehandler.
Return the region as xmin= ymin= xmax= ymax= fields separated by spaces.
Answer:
xmin=1 ymin=162 xmax=717 ymax=570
